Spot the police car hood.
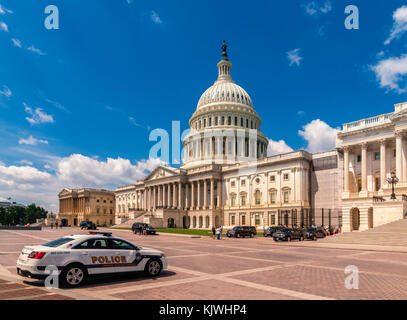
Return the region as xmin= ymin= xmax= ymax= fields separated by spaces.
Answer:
xmin=138 ymin=247 xmax=164 ymax=255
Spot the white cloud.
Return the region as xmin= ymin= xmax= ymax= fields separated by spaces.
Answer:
xmin=18 ymin=135 xmax=49 ymax=146
xmin=267 ymin=139 xmax=294 ymax=156
xmin=371 ymin=54 xmax=407 ymax=93
xmin=151 ymin=11 xmax=162 ymax=24
xmin=24 ymin=103 xmax=54 ymax=125
xmin=18 ymin=160 xmax=33 ymax=166
xmin=0 ymin=21 xmax=8 ymax=32
xmin=303 ymin=1 xmax=332 ymax=16
xmin=298 ymin=119 xmax=339 ymax=153
xmin=297 ymin=110 xmax=306 ymax=116
xmin=0 ymin=5 xmax=13 ymax=14
xmin=26 ymin=45 xmax=46 ymax=56
xmin=11 ymin=38 xmax=21 ymax=48
xmin=384 ymin=6 xmax=407 ymax=45
xmin=287 ymin=48 xmax=303 ymax=67
xmin=0 ymin=155 xmax=165 ymax=211
xmin=0 ymin=85 xmax=12 ymax=98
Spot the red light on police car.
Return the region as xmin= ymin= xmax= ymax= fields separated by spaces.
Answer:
xmin=28 ymin=251 xmax=46 ymax=259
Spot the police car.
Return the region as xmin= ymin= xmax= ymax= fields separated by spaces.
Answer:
xmin=16 ymin=232 xmax=167 ymax=287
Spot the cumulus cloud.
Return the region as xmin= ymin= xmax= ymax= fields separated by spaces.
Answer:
xmin=0 ymin=85 xmax=12 ymax=98
xmin=371 ymin=54 xmax=407 ymax=93
xmin=24 ymin=103 xmax=54 ymax=125
xmin=385 ymin=6 xmax=407 ymax=45
xmin=299 ymin=119 xmax=339 ymax=153
xmin=0 ymin=21 xmax=8 ymax=32
xmin=267 ymin=139 xmax=294 ymax=156
xmin=303 ymin=0 xmax=332 ymax=16
xmin=0 ymin=155 xmax=165 ymax=211
xmin=151 ymin=11 xmax=162 ymax=24
xmin=287 ymin=48 xmax=302 ymax=67
xmin=18 ymin=135 xmax=49 ymax=146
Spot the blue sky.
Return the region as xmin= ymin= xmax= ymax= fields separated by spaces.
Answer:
xmin=1 ymin=0 xmax=407 ymax=210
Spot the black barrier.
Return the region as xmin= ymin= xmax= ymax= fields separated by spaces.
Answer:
xmin=0 ymin=226 xmax=42 ymax=230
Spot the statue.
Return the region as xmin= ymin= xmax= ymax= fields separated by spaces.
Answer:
xmin=222 ymin=40 xmax=228 ymax=60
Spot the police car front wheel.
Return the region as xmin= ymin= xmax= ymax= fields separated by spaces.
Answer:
xmin=144 ymin=259 xmax=162 ymax=277
xmin=60 ymin=264 xmax=87 ymax=288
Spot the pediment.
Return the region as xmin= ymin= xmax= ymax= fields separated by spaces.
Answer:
xmin=144 ymin=166 xmax=179 ymax=181
xmin=58 ymin=188 xmax=73 ymax=197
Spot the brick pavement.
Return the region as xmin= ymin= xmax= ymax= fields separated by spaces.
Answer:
xmin=1 ymin=227 xmax=407 ymax=300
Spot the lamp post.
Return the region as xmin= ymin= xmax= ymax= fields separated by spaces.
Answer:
xmin=387 ymin=171 xmax=399 ymax=200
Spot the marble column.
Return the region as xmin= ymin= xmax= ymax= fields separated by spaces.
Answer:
xmin=173 ymin=183 xmax=178 ymax=208
xmin=185 ymin=183 xmax=189 ymax=209
xmin=163 ymin=185 xmax=167 ymax=208
xmin=158 ymin=185 xmax=162 ymax=207
xmin=197 ymin=180 xmax=201 ymax=209
xmin=204 ymin=180 xmax=208 ymax=209
xmin=178 ymin=182 xmax=182 ymax=209
xmin=210 ymin=179 xmax=214 ymax=210
xmin=191 ymin=181 xmax=195 ymax=210
xmin=361 ymin=142 xmax=368 ymax=193
xmin=403 ymin=134 xmax=407 ymax=182
xmin=379 ymin=140 xmax=386 ymax=190
xmin=343 ymin=146 xmax=350 ymax=194
xmin=167 ymin=184 xmax=171 ymax=209
xmin=396 ymin=130 xmax=403 ymax=180
xmin=217 ymin=180 xmax=221 ymax=208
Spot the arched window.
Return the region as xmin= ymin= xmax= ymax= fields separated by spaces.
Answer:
xmin=255 ymin=190 xmax=261 ymax=205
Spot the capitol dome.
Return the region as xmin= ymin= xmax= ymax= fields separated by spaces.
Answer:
xmin=182 ymin=41 xmax=269 ymax=169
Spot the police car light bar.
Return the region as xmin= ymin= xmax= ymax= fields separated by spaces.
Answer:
xmin=88 ymin=231 xmax=113 ymax=237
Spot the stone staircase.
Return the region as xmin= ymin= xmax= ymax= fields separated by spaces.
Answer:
xmin=320 ymin=218 xmax=407 ymax=247
xmin=114 ymin=212 xmax=147 ymax=228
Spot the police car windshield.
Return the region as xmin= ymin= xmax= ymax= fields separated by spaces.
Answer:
xmin=42 ymin=237 xmax=75 ymax=247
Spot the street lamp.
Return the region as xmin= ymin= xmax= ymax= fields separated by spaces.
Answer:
xmin=387 ymin=171 xmax=399 ymax=200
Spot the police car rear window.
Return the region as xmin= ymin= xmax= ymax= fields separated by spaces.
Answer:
xmin=42 ymin=237 xmax=75 ymax=247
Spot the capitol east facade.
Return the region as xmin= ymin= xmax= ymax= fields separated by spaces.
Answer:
xmin=114 ymin=43 xmax=343 ymax=231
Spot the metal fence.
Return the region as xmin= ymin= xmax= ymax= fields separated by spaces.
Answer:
xmin=276 ymin=208 xmax=342 ymax=230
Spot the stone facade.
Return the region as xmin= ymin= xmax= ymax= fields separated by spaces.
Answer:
xmin=58 ymin=188 xmax=115 ymax=227
xmin=337 ymin=101 xmax=407 ymax=231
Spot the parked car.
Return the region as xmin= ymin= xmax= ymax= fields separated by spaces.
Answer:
xmin=226 ymin=226 xmax=257 ymax=238
xmin=80 ymin=221 xmax=97 ymax=230
xmin=263 ymin=226 xmax=283 ymax=237
xmin=131 ymin=223 xmax=156 ymax=235
xmin=273 ymin=228 xmax=305 ymax=242
xmin=305 ymin=227 xmax=326 ymax=240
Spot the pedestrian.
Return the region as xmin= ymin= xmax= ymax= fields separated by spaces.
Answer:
xmin=60 ymin=221 xmax=63 ymax=229
xmin=143 ymin=225 xmax=147 ymax=236
xmin=216 ymin=227 xmax=221 ymax=240
xmin=55 ymin=222 xmax=58 ymax=229
xmin=50 ymin=222 xmax=53 ymax=229
xmin=212 ymin=226 xmax=216 ymax=239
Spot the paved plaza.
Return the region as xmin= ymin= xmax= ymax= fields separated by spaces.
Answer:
xmin=1 ymin=227 xmax=407 ymax=300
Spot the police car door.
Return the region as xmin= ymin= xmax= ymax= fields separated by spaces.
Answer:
xmin=109 ymin=239 xmax=140 ymax=273
xmin=74 ymin=238 xmax=116 ymax=275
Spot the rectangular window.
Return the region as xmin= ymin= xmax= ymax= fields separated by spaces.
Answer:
xmin=270 ymin=175 xmax=275 ymax=182
xmin=241 ymin=215 xmax=246 ymax=225
xmin=270 ymin=192 xmax=276 ymax=204
xmin=234 ymin=117 xmax=238 ymax=126
xmin=228 ymin=116 xmax=231 ymax=125
xmin=241 ymin=118 xmax=243 ymax=126
xmin=283 ymin=191 xmax=289 ymax=203
xmin=231 ymin=196 xmax=236 ymax=206
xmin=357 ymin=155 xmax=361 ymax=162
xmin=241 ymin=179 xmax=246 ymax=186
xmin=204 ymin=119 xmax=206 ymax=127
xmin=231 ymin=181 xmax=236 ymax=187
xmin=374 ymin=152 xmax=380 ymax=160
xmin=246 ymin=119 xmax=249 ymax=128
xmin=271 ymin=215 xmax=276 ymax=225
xmin=241 ymin=195 xmax=246 ymax=206
xmin=221 ymin=116 xmax=225 ymax=125
xmin=255 ymin=215 xmax=260 ymax=225
xmin=215 ymin=117 xmax=218 ymax=125
xmin=231 ymin=215 xmax=235 ymax=225
xmin=357 ymin=179 xmax=362 ymax=192
xmin=209 ymin=117 xmax=212 ymax=126
xmin=283 ymin=173 xmax=289 ymax=181
xmin=394 ymin=149 xmax=396 ymax=157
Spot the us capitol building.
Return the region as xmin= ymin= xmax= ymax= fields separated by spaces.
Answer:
xmin=114 ymin=42 xmax=341 ymax=230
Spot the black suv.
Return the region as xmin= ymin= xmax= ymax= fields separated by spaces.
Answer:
xmin=80 ymin=221 xmax=97 ymax=230
xmin=273 ymin=228 xmax=305 ymax=242
xmin=263 ymin=226 xmax=284 ymax=237
xmin=131 ymin=222 xmax=156 ymax=235
xmin=305 ymin=227 xmax=327 ymax=240
xmin=226 ymin=226 xmax=257 ymax=238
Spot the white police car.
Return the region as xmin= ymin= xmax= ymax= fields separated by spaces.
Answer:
xmin=16 ymin=232 xmax=167 ymax=287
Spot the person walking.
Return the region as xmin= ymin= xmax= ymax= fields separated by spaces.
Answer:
xmin=55 ymin=222 xmax=58 ymax=229
xmin=50 ymin=222 xmax=53 ymax=230
xmin=142 ymin=224 xmax=147 ymax=236
xmin=212 ymin=226 xmax=216 ymax=240
xmin=139 ymin=226 xmax=143 ymax=236
xmin=216 ymin=227 xmax=221 ymax=240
